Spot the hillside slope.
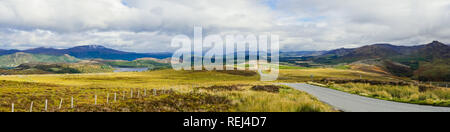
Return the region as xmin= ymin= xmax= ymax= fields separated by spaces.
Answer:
xmin=314 ymin=41 xmax=449 ymax=65
xmin=312 ymin=41 xmax=449 ymax=81
xmin=0 ymin=45 xmax=172 ymax=61
xmin=0 ymin=52 xmax=80 ymax=68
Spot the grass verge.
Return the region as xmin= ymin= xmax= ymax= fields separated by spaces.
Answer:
xmin=307 ymin=82 xmax=450 ymax=107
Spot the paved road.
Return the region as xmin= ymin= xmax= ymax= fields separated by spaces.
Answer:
xmin=280 ymin=83 xmax=450 ymax=112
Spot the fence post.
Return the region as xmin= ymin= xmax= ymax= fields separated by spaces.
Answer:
xmin=137 ymin=90 xmax=140 ymax=98
xmin=11 ymin=103 xmax=14 ymax=112
xmin=30 ymin=101 xmax=33 ymax=112
xmin=153 ymin=89 xmax=156 ymax=96
xmin=95 ymin=95 xmax=97 ymax=105
xmin=122 ymin=91 xmax=125 ymax=100
xmin=144 ymin=88 xmax=147 ymax=96
xmin=131 ymin=89 xmax=133 ymax=98
xmin=107 ymin=93 xmax=109 ymax=104
xmin=45 ymin=99 xmax=48 ymax=112
xmin=59 ymin=98 xmax=63 ymax=109
xmin=71 ymin=97 xmax=74 ymax=108
xmin=114 ymin=93 xmax=117 ymax=102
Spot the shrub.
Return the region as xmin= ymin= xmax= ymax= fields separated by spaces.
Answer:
xmin=251 ymin=85 xmax=282 ymax=93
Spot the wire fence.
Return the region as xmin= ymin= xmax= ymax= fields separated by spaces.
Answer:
xmin=3 ymin=85 xmax=201 ymax=112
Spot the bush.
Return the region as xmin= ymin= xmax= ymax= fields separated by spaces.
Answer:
xmin=251 ymin=85 xmax=282 ymax=93
xmin=418 ymin=84 xmax=437 ymax=92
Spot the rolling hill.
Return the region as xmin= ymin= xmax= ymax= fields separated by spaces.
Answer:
xmin=0 ymin=52 xmax=80 ymax=68
xmin=311 ymin=41 xmax=450 ymax=81
xmin=0 ymin=45 xmax=173 ymax=61
xmin=313 ymin=41 xmax=449 ymax=65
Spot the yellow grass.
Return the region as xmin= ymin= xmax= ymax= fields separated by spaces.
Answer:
xmin=0 ymin=69 xmax=337 ymax=112
xmin=277 ymin=68 xmax=397 ymax=82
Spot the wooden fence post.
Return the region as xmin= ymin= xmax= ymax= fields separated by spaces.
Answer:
xmin=114 ymin=93 xmax=117 ymax=102
xmin=30 ymin=101 xmax=34 ymax=112
xmin=71 ymin=97 xmax=74 ymax=108
xmin=59 ymin=98 xmax=63 ymax=109
xmin=131 ymin=89 xmax=133 ymax=98
xmin=11 ymin=103 xmax=14 ymax=112
xmin=122 ymin=91 xmax=125 ymax=100
xmin=137 ymin=90 xmax=140 ymax=98
xmin=45 ymin=99 xmax=48 ymax=112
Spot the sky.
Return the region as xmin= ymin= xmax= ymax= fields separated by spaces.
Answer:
xmin=0 ymin=0 xmax=449 ymax=53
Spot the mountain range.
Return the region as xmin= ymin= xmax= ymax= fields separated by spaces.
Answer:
xmin=1 ymin=41 xmax=448 ymax=63
xmin=310 ymin=41 xmax=449 ymax=81
xmin=0 ymin=45 xmax=172 ymax=61
xmin=313 ymin=41 xmax=449 ymax=65
xmin=0 ymin=41 xmax=448 ymax=81
xmin=0 ymin=52 xmax=80 ymax=68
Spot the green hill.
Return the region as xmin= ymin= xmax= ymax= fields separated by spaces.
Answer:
xmin=101 ymin=59 xmax=171 ymax=70
xmin=311 ymin=41 xmax=449 ymax=81
xmin=313 ymin=41 xmax=449 ymax=65
xmin=0 ymin=52 xmax=80 ymax=68
xmin=413 ymin=59 xmax=450 ymax=81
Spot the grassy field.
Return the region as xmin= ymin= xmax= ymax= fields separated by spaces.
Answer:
xmin=277 ymin=68 xmax=400 ymax=83
xmin=0 ymin=63 xmax=114 ymax=75
xmin=0 ymin=69 xmax=337 ymax=112
xmin=103 ymin=60 xmax=171 ymax=70
xmin=2 ymin=65 xmax=445 ymax=112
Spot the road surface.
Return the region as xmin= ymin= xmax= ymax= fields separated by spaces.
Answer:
xmin=280 ymin=83 xmax=450 ymax=112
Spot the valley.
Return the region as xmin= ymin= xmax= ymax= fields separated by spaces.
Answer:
xmin=0 ymin=41 xmax=448 ymax=112
xmin=280 ymin=41 xmax=450 ymax=82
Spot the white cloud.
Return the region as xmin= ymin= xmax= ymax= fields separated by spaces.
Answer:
xmin=0 ymin=0 xmax=275 ymax=52
xmin=0 ymin=0 xmax=449 ymax=52
xmin=274 ymin=0 xmax=450 ymax=50
xmin=0 ymin=0 xmax=273 ymax=32
xmin=0 ymin=29 xmax=174 ymax=53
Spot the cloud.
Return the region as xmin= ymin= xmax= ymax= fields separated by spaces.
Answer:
xmin=0 ymin=28 xmax=176 ymax=53
xmin=273 ymin=0 xmax=450 ymax=50
xmin=0 ymin=0 xmax=273 ymax=33
xmin=0 ymin=0 xmax=275 ymax=52
xmin=0 ymin=0 xmax=449 ymax=52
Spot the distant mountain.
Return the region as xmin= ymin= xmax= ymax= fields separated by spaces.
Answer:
xmin=23 ymin=47 xmax=66 ymax=55
xmin=63 ymin=45 xmax=172 ymax=61
xmin=412 ymin=41 xmax=450 ymax=59
xmin=0 ymin=49 xmax=21 ymax=56
xmin=313 ymin=41 xmax=449 ymax=65
xmin=310 ymin=41 xmax=449 ymax=81
xmin=280 ymin=51 xmax=326 ymax=57
xmin=0 ymin=52 xmax=80 ymax=68
xmin=0 ymin=45 xmax=173 ymax=61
